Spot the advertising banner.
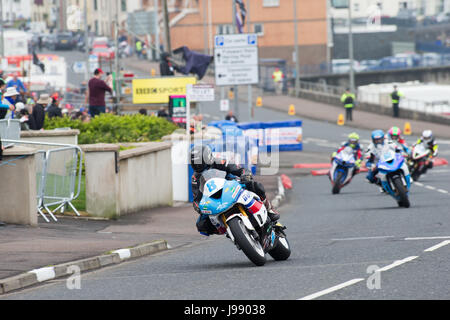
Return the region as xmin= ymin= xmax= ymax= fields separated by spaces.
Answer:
xmin=132 ymin=77 xmax=196 ymax=104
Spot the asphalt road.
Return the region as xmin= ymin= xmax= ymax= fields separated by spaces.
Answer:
xmin=2 ymin=94 xmax=449 ymax=300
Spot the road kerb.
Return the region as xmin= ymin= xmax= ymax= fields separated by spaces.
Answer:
xmin=0 ymin=240 xmax=169 ymax=295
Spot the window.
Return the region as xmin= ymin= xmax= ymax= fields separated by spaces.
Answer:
xmin=254 ymin=23 xmax=264 ymax=36
xmin=217 ymin=24 xmax=233 ymax=35
xmin=263 ymin=0 xmax=280 ymax=7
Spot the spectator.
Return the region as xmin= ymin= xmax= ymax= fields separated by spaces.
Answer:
xmin=18 ymin=107 xmax=36 ymax=131
xmin=87 ymin=68 xmax=112 ymax=118
xmin=32 ymin=93 xmax=51 ymax=130
xmin=157 ymin=106 xmax=170 ymax=119
xmin=0 ymin=78 xmax=13 ymax=120
xmin=7 ymin=75 xmax=27 ymax=101
xmin=3 ymin=87 xmax=20 ymax=119
xmin=139 ymin=108 xmax=148 ymax=116
xmin=225 ymin=110 xmax=239 ymax=123
xmin=160 ymin=52 xmax=179 ymax=76
xmin=47 ymin=97 xmax=63 ymax=119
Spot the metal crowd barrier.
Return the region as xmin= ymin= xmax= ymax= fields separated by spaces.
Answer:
xmin=0 ymin=119 xmax=21 ymax=148
xmin=2 ymin=139 xmax=83 ymax=223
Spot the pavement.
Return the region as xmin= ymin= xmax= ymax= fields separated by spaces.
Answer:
xmin=0 ymin=174 xmax=286 ymax=295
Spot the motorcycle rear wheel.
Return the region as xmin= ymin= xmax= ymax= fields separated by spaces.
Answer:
xmin=228 ymin=218 xmax=266 ymax=267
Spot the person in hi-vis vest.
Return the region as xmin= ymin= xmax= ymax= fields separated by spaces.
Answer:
xmin=391 ymin=85 xmax=403 ymax=118
xmin=340 ymin=88 xmax=356 ymax=122
xmin=272 ymin=68 xmax=284 ymax=95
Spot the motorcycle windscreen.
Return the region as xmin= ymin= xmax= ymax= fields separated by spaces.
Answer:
xmin=199 ymin=169 xmax=227 ymax=193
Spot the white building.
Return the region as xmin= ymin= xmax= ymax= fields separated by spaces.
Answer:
xmin=331 ymin=0 xmax=450 ymax=21
xmin=1 ymin=0 xmax=32 ymax=22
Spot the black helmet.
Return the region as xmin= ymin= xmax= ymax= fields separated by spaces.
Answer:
xmin=190 ymin=145 xmax=214 ymax=172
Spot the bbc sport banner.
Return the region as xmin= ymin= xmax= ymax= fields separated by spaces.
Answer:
xmin=132 ymin=77 xmax=196 ymax=104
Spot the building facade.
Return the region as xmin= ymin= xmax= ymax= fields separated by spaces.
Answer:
xmin=167 ymin=0 xmax=328 ymax=67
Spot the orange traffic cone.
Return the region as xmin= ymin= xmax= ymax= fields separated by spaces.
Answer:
xmin=337 ymin=114 xmax=345 ymax=126
xmin=404 ymin=122 xmax=412 ymax=135
xmin=256 ymin=97 xmax=263 ymax=107
xmin=289 ymin=104 xmax=296 ymax=116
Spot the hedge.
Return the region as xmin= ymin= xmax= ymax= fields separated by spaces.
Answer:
xmin=44 ymin=114 xmax=179 ymax=144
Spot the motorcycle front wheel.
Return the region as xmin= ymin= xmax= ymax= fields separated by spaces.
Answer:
xmin=228 ymin=218 xmax=266 ymax=267
xmin=332 ymin=171 xmax=343 ymax=194
xmin=269 ymin=237 xmax=291 ymax=261
xmin=393 ymin=177 xmax=410 ymax=208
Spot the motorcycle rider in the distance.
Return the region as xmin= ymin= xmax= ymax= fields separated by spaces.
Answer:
xmin=365 ymin=130 xmax=402 ymax=189
xmin=331 ymin=132 xmax=363 ymax=174
xmin=388 ymin=126 xmax=410 ymax=157
xmin=190 ymin=145 xmax=280 ymax=236
xmin=414 ymin=130 xmax=439 ymax=174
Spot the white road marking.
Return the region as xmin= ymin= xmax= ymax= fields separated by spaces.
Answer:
xmin=424 ymin=240 xmax=450 ymax=252
xmin=298 ymin=278 xmax=365 ymax=300
xmin=376 ymin=256 xmax=419 ymax=273
xmin=405 ymin=236 xmax=450 ymax=241
xmin=331 ymin=236 xmax=394 ymax=242
xmin=413 ymin=182 xmax=450 ymax=195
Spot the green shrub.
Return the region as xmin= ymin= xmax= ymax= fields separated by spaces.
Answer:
xmin=44 ymin=114 xmax=178 ymax=144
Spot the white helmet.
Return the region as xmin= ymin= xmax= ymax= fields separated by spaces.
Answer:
xmin=422 ymin=130 xmax=433 ymax=142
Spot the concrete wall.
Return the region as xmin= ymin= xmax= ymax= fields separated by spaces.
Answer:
xmin=81 ymin=142 xmax=173 ymax=219
xmin=119 ymin=144 xmax=173 ymax=215
xmin=20 ymin=130 xmax=79 ymax=149
xmin=0 ymin=146 xmax=38 ymax=226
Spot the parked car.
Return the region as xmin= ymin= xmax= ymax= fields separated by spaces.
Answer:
xmin=48 ymin=32 xmax=75 ymax=50
xmin=92 ymin=37 xmax=109 ymax=48
xmin=420 ymin=53 xmax=441 ymax=67
xmin=359 ymin=60 xmax=379 ymax=71
xmin=90 ymin=46 xmax=115 ymax=61
xmin=331 ymin=59 xmax=362 ymax=74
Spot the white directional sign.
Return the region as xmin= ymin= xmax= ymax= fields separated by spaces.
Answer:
xmin=186 ymin=84 xmax=215 ymax=102
xmin=214 ymin=34 xmax=259 ymax=86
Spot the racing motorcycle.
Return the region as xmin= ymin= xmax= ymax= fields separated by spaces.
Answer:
xmin=377 ymin=146 xmax=411 ymax=208
xmin=408 ymin=143 xmax=431 ymax=182
xmin=198 ymin=169 xmax=291 ymax=267
xmin=329 ymin=146 xmax=357 ymax=194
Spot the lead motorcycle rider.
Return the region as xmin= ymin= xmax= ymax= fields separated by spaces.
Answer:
xmin=190 ymin=145 xmax=280 ymax=236
xmin=365 ymin=130 xmax=403 ymax=189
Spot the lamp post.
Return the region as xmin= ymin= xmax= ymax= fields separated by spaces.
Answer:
xmin=348 ymin=0 xmax=355 ymax=93
xmin=294 ymin=0 xmax=300 ymax=97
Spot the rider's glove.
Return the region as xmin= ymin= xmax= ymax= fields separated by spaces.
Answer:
xmin=240 ymin=173 xmax=254 ymax=184
xmin=355 ymin=159 xmax=362 ymax=168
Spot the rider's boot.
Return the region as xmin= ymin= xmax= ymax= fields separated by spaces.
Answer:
xmin=264 ymin=199 xmax=280 ymax=222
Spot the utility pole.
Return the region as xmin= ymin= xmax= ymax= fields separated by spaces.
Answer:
xmin=84 ymin=0 xmax=90 ymax=84
xmin=0 ymin=0 xmax=4 ymax=58
xmin=154 ymin=0 xmax=160 ymax=60
xmin=293 ymin=0 xmax=300 ymax=97
xmin=162 ymin=0 xmax=171 ymax=53
xmin=232 ymin=0 xmax=239 ymax=119
xmin=115 ymin=0 xmax=121 ymax=114
xmin=348 ymin=0 xmax=355 ymax=93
